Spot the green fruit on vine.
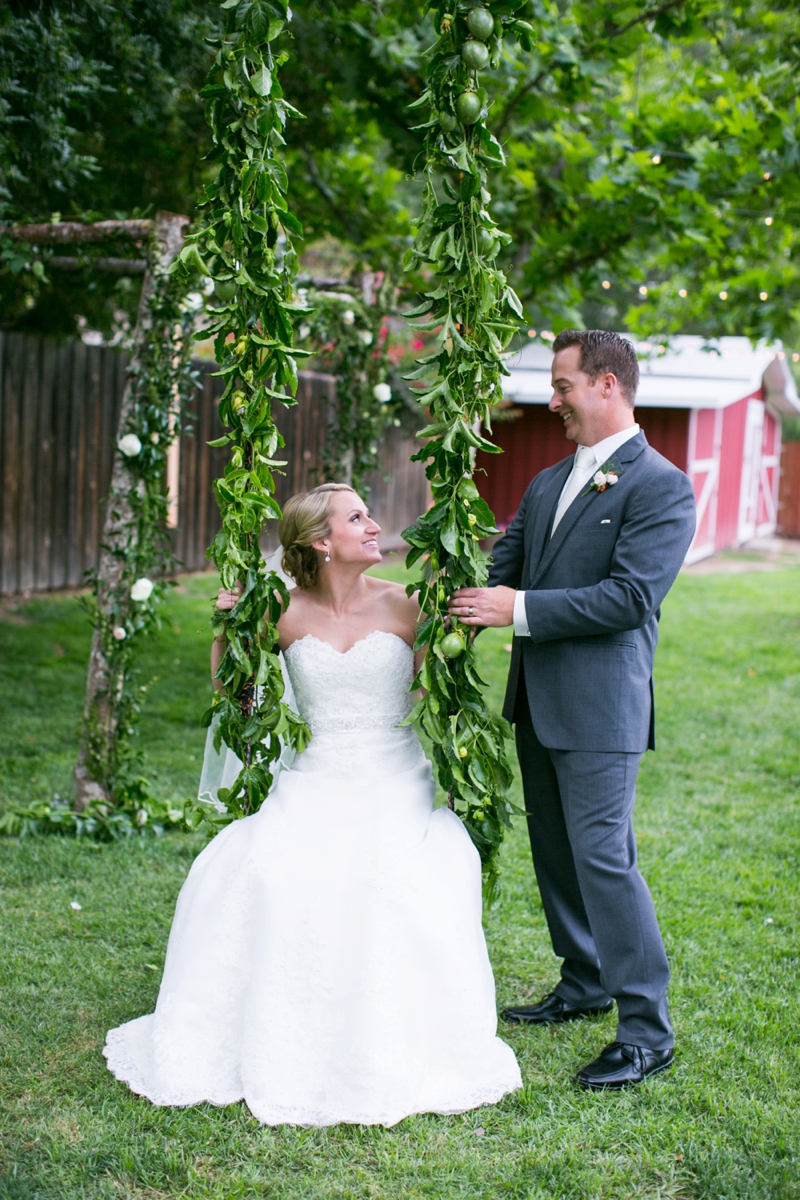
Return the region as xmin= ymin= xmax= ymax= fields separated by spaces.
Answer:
xmin=214 ymin=279 xmax=237 ymax=302
xmin=438 ymin=110 xmax=458 ymax=132
xmin=455 ymin=90 xmax=482 ymax=124
xmin=476 ymin=228 xmax=497 ymax=256
xmin=467 ymin=7 xmax=495 ymax=40
xmin=461 ymin=40 xmax=490 ymax=70
xmin=441 ymin=632 xmax=465 ymax=658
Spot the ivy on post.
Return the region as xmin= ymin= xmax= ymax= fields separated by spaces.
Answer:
xmin=298 ymin=276 xmax=398 ymax=495
xmin=178 ymin=0 xmax=310 ymax=822
xmin=402 ymin=2 xmax=534 ymax=898
xmin=74 ymin=211 xmax=192 ymax=812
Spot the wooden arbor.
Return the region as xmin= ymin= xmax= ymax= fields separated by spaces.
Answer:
xmin=1 ymin=213 xmax=188 ymax=807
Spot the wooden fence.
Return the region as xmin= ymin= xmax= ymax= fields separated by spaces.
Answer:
xmin=778 ymin=440 xmax=800 ymax=538
xmin=0 ymin=332 xmax=429 ymax=596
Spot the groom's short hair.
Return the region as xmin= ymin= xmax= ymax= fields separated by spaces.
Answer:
xmin=551 ymin=330 xmax=639 ymax=406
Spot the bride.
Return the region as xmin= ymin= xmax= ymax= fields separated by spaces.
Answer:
xmin=104 ymin=482 xmax=521 ymax=1127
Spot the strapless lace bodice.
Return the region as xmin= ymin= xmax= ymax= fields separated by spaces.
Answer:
xmin=283 ymin=630 xmax=414 ymax=734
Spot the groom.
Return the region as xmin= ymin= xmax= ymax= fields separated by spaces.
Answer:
xmin=450 ymin=330 xmax=696 ymax=1089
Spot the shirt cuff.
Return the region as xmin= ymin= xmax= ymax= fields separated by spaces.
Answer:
xmin=513 ymin=590 xmax=531 ymax=637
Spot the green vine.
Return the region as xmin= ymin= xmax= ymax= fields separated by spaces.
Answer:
xmin=402 ymin=1 xmax=534 ymax=897
xmin=176 ymin=0 xmax=310 ymax=821
xmin=298 ymin=278 xmax=401 ymax=494
xmin=80 ymin=243 xmax=195 ymax=806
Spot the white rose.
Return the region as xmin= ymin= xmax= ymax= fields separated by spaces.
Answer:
xmin=593 ymin=470 xmax=607 ymax=488
xmin=112 ymin=626 xmax=127 ymax=641
xmin=130 ymin=577 xmax=154 ymax=602
xmin=358 ymin=329 xmax=374 ymax=346
xmin=118 ymin=433 xmax=142 ymax=457
xmin=298 ymin=323 xmax=311 ymax=340
xmin=606 ymin=472 xmax=619 ymax=485
xmin=373 ymin=382 xmax=392 ymax=403
xmin=342 ymin=309 xmax=356 ymax=325
xmin=150 ymin=431 xmax=160 ymax=444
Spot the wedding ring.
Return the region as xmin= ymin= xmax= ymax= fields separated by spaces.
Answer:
xmin=468 ymin=606 xmax=474 ymax=617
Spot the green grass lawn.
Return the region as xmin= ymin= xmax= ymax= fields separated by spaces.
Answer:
xmin=1 ymin=565 xmax=799 ymax=1199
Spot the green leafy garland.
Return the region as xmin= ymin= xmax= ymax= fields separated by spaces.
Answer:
xmin=403 ymin=1 xmax=534 ymax=897
xmin=176 ymin=0 xmax=310 ymax=822
xmin=79 ymin=244 xmax=196 ymax=809
xmin=297 ymin=279 xmax=400 ymax=495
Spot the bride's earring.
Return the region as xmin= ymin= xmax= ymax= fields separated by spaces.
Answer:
xmin=324 ymin=550 xmax=331 ymax=562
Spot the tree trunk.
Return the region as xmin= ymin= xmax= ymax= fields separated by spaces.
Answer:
xmin=73 ymin=211 xmax=187 ymax=810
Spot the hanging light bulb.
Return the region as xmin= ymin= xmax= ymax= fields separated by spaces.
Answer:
xmin=527 ymin=329 xmax=537 ymax=338
xmin=719 ymin=291 xmax=728 ymax=300
xmin=639 ymin=285 xmax=648 ymax=296
xmin=760 ymin=291 xmax=769 ymax=301
xmin=763 ymin=172 xmax=771 ymax=180
xmin=651 ymin=154 xmax=661 ymax=164
xmin=679 ymin=288 xmax=688 ymax=298
xmin=602 ymin=280 xmax=611 ymax=289
xmin=765 ymin=216 xmax=773 ymax=226
xmin=793 ymin=353 xmax=799 ymax=362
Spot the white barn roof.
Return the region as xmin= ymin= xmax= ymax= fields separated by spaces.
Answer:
xmin=503 ymin=335 xmax=800 ymax=415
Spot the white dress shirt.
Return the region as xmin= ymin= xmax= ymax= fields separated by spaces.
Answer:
xmin=513 ymin=424 xmax=640 ymax=637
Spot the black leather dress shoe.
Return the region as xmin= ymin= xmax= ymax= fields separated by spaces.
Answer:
xmin=502 ymin=991 xmax=613 ymax=1026
xmin=575 ymin=1041 xmax=674 ymax=1089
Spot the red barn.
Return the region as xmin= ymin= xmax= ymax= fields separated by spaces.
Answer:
xmin=477 ymin=336 xmax=800 ymax=563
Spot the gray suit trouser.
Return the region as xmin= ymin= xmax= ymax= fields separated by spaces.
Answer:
xmin=514 ymin=681 xmax=673 ymax=1051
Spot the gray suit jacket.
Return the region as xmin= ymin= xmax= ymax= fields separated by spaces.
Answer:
xmin=488 ymin=431 xmax=696 ymax=753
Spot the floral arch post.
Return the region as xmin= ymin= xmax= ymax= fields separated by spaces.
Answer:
xmin=403 ymin=2 xmax=535 ymax=896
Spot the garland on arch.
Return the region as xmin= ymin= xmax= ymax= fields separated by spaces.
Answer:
xmin=73 ymin=215 xmax=196 ymax=820
xmin=175 ymin=0 xmax=311 ymax=824
xmin=402 ymin=1 xmax=534 ymax=897
xmin=296 ymin=278 xmax=401 ymax=495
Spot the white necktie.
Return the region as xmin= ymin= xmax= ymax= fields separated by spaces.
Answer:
xmin=550 ymin=445 xmax=597 ymax=536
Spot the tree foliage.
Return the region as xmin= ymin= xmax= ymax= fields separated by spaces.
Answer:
xmin=2 ymin=1 xmax=799 ymax=344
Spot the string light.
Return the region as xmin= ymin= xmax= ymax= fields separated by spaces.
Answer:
xmin=602 ymin=280 xmax=611 ymax=289
xmin=679 ymin=288 xmax=688 ymax=298
xmin=651 ymin=154 xmax=661 ymax=164
xmin=639 ymin=285 xmax=648 ymax=296
xmin=527 ymin=329 xmax=537 ymax=338
xmin=793 ymin=353 xmax=799 ymax=362
xmin=778 ymin=352 xmax=785 ymax=360
xmin=765 ymin=216 xmax=773 ymax=226
xmin=763 ymin=172 xmax=771 ymax=180
xmin=719 ymin=291 xmax=728 ymax=299
xmin=760 ymin=291 xmax=769 ymax=301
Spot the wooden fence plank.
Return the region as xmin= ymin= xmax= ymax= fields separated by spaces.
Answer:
xmin=50 ymin=341 xmax=74 ymax=590
xmin=1 ymin=335 xmax=24 ymax=595
xmin=34 ymin=339 xmax=57 ymax=589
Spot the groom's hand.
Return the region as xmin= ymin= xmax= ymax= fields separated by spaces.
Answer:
xmin=449 ymin=586 xmax=516 ymax=628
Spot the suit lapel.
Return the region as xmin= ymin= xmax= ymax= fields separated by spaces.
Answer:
xmin=529 ymin=484 xmax=600 ymax=589
xmin=526 ymin=458 xmax=572 ymax=584
xmin=527 ymin=430 xmax=649 ymax=591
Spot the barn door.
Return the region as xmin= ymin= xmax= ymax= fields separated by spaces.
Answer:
xmin=737 ymin=399 xmax=765 ymax=544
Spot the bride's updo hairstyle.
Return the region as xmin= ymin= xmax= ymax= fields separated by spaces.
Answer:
xmin=279 ymin=482 xmax=357 ymax=588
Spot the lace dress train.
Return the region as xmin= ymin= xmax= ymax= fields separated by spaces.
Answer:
xmin=104 ymin=631 xmax=521 ymax=1126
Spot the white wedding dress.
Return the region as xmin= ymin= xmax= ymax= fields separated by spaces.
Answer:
xmin=104 ymin=631 xmax=521 ymax=1126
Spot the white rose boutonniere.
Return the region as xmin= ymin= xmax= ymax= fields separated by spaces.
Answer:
xmin=584 ymin=460 xmax=623 ymax=495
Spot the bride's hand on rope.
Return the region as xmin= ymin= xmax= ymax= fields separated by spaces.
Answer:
xmin=211 ymin=582 xmax=243 ymax=690
xmin=449 ymin=586 xmax=516 ymax=628
xmin=215 ymin=581 xmax=244 ymax=613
